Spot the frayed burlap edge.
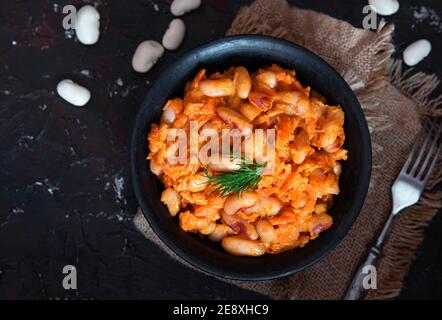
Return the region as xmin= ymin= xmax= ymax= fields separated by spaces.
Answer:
xmin=351 ymin=23 xmax=396 ymax=134
xmin=366 ymin=61 xmax=442 ymax=300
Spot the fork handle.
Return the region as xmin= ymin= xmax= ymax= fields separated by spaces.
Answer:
xmin=343 ymin=246 xmax=381 ymax=300
xmin=344 ymin=214 xmax=397 ymax=300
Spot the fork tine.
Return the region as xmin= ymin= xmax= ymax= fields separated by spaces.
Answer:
xmin=401 ymin=126 xmax=426 ymax=173
xmin=420 ymin=123 xmax=442 ymax=182
xmin=409 ymin=122 xmax=437 ymax=176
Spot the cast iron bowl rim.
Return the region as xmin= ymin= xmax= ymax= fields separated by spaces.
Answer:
xmin=130 ymin=35 xmax=372 ymax=281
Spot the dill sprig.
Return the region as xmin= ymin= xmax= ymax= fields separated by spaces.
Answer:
xmin=205 ymin=154 xmax=267 ymax=197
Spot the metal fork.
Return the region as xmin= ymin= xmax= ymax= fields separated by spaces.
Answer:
xmin=344 ymin=121 xmax=442 ymax=300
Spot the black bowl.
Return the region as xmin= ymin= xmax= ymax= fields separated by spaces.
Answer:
xmin=131 ymin=35 xmax=371 ymax=280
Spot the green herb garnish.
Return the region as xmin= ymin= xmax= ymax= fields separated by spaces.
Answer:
xmin=205 ymin=154 xmax=267 ymax=197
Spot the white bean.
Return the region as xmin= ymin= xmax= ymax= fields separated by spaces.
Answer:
xmin=309 ymin=213 xmax=333 ymax=237
xmin=221 ymin=211 xmax=258 ymax=240
xmin=256 ymin=219 xmax=277 ymax=244
xmin=368 ymin=0 xmax=399 ymax=16
xmin=256 ymin=71 xmax=277 ymax=88
xmin=200 ymin=79 xmax=235 ymax=97
xmin=161 ymin=187 xmax=181 ymax=216
xmin=208 ymin=224 xmax=234 ymax=242
xmin=149 ymin=159 xmax=163 ymax=176
xmin=215 ymin=107 xmax=252 ymax=135
xmin=170 ymin=0 xmax=201 ymax=17
xmin=162 ymin=19 xmax=186 ymax=50
xmin=248 ymin=92 xmax=273 ymax=111
xmin=244 ymin=196 xmax=283 ymax=217
xmin=239 ymin=103 xmax=262 ymax=121
xmin=56 ymin=79 xmax=91 ymax=106
xmin=75 ymin=5 xmax=100 ymax=45
xmin=188 ymin=172 xmax=209 ymax=192
xmin=223 ymin=192 xmax=259 ymax=215
xmin=273 ymin=91 xmax=309 ymax=115
xmin=161 ymin=105 xmax=176 ymax=124
xmin=161 ymin=99 xmax=183 ymax=124
xmin=234 ymin=67 xmax=252 ymax=99
xmin=221 ymin=236 xmax=265 ymax=256
xmin=208 ymin=156 xmax=241 ymax=172
xmin=132 ymin=40 xmax=164 ymax=73
xmin=403 ymin=39 xmax=432 ymax=67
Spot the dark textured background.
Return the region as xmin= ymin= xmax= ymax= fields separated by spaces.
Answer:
xmin=0 ymin=0 xmax=440 ymax=299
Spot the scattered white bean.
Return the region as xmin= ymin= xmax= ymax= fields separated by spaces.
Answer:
xmin=403 ymin=39 xmax=432 ymax=66
xmin=170 ymin=0 xmax=201 ymax=17
xmin=368 ymin=0 xmax=399 ymax=16
xmin=56 ymin=79 xmax=91 ymax=106
xmin=131 ymin=40 xmax=164 ymax=73
xmin=162 ymin=19 xmax=186 ymax=50
xmin=75 ymin=5 xmax=100 ymax=45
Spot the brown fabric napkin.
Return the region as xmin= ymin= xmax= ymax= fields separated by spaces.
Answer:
xmin=134 ymin=0 xmax=442 ymax=299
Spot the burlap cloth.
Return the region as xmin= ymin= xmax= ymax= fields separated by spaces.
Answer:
xmin=134 ymin=0 xmax=442 ymax=299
